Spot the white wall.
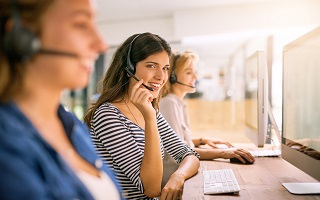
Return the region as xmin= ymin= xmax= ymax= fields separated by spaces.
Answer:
xmin=174 ymin=0 xmax=320 ymax=38
xmin=98 ymin=0 xmax=320 ymax=45
xmin=98 ymin=17 xmax=175 ymax=46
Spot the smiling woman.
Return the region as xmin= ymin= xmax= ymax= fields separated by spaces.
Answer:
xmin=0 ymin=0 xmax=122 ymax=199
xmin=84 ymin=32 xmax=200 ymax=200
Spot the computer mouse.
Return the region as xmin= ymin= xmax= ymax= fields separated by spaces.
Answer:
xmin=230 ymin=156 xmax=254 ymax=164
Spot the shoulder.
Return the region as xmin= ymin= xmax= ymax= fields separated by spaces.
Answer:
xmin=94 ymin=102 xmax=121 ymax=118
xmin=91 ymin=103 xmax=123 ymax=124
xmin=160 ymin=95 xmax=181 ymax=113
xmin=160 ymin=94 xmax=178 ymax=105
xmin=156 ymin=112 xmax=171 ymax=127
xmin=0 ymin=103 xmax=33 ymax=143
xmin=0 ymin=103 xmax=19 ymax=128
xmin=91 ymin=103 xmax=127 ymax=132
xmin=160 ymin=94 xmax=183 ymax=109
xmin=0 ymin=113 xmax=39 ymax=167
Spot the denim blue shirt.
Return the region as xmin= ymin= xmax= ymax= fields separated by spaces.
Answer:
xmin=0 ymin=102 xmax=123 ymax=200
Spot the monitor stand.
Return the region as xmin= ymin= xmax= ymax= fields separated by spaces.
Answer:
xmin=268 ymin=101 xmax=281 ymax=145
xmin=282 ymin=183 xmax=320 ymax=194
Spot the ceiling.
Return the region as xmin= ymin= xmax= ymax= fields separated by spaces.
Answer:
xmin=95 ymin=0 xmax=276 ymax=22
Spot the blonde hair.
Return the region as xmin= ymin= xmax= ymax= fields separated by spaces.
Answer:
xmin=161 ymin=50 xmax=198 ymax=97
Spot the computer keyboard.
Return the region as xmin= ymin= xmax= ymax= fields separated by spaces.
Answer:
xmin=203 ymin=169 xmax=240 ymax=195
xmin=248 ymin=149 xmax=281 ymax=157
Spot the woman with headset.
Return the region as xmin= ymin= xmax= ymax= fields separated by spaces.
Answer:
xmin=0 ymin=0 xmax=122 ymax=199
xmin=84 ymin=32 xmax=200 ymax=200
xmin=160 ymin=50 xmax=255 ymax=164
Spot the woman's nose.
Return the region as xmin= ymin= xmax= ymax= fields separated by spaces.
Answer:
xmin=155 ymin=68 xmax=165 ymax=80
xmin=193 ymin=73 xmax=198 ymax=80
xmin=92 ymin=27 xmax=109 ymax=53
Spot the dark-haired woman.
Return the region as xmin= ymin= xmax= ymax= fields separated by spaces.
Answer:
xmin=84 ymin=32 xmax=200 ymax=200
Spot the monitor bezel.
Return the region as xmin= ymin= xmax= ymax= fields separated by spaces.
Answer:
xmin=282 ymin=26 xmax=320 ymax=181
xmin=244 ymin=51 xmax=268 ymax=148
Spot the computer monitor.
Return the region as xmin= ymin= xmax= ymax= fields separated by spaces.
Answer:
xmin=282 ymin=26 xmax=320 ymax=194
xmin=244 ymin=51 xmax=268 ymax=147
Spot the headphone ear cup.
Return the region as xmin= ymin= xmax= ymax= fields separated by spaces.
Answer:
xmin=125 ymin=59 xmax=135 ymax=75
xmin=3 ymin=20 xmax=40 ymax=63
xmin=126 ymin=34 xmax=141 ymax=76
xmin=170 ymin=71 xmax=177 ymax=84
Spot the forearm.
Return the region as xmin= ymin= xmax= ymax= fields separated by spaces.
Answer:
xmin=194 ymin=147 xmax=225 ymax=160
xmin=171 ymin=154 xmax=199 ymax=181
xmin=192 ymin=138 xmax=202 ymax=147
xmin=140 ymin=115 xmax=163 ymax=197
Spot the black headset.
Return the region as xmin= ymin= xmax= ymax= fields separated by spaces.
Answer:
xmin=169 ymin=54 xmax=180 ymax=84
xmin=2 ymin=0 xmax=40 ymax=63
xmin=125 ymin=34 xmax=140 ymax=75
xmin=124 ymin=34 xmax=153 ymax=91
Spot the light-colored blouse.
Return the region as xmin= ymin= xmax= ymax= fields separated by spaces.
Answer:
xmin=77 ymin=171 xmax=121 ymax=200
xmin=159 ymin=94 xmax=195 ymax=148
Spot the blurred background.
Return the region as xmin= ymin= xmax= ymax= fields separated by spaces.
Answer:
xmin=62 ymin=0 xmax=320 ymax=143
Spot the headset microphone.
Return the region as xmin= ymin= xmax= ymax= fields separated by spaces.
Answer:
xmin=38 ymin=49 xmax=78 ymax=58
xmin=126 ymin=68 xmax=154 ymax=91
xmin=175 ymin=81 xmax=195 ymax=88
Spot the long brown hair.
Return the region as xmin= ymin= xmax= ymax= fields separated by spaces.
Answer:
xmin=84 ymin=32 xmax=172 ymax=126
xmin=0 ymin=0 xmax=53 ymax=103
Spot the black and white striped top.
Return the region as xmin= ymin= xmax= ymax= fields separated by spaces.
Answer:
xmin=90 ymin=102 xmax=199 ymax=200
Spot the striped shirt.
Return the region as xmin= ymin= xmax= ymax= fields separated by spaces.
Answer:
xmin=90 ymin=102 xmax=199 ymax=200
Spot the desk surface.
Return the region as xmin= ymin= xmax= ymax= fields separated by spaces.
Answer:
xmin=183 ymin=157 xmax=320 ymax=200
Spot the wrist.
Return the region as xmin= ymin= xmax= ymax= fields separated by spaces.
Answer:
xmin=199 ymin=137 xmax=204 ymax=145
xmin=171 ymin=172 xmax=186 ymax=182
xmin=142 ymin=109 xmax=156 ymax=120
xmin=220 ymin=150 xmax=228 ymax=158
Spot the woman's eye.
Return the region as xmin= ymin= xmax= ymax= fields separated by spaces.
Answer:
xmin=163 ymin=67 xmax=170 ymax=71
xmin=74 ymin=22 xmax=89 ymax=30
xmin=147 ymin=64 xmax=156 ymax=68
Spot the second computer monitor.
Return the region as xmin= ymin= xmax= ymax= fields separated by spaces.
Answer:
xmin=282 ymin=26 xmax=320 ymax=186
xmin=244 ymin=51 xmax=268 ymax=147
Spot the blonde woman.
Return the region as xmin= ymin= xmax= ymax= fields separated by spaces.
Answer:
xmin=160 ymin=50 xmax=255 ymax=163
